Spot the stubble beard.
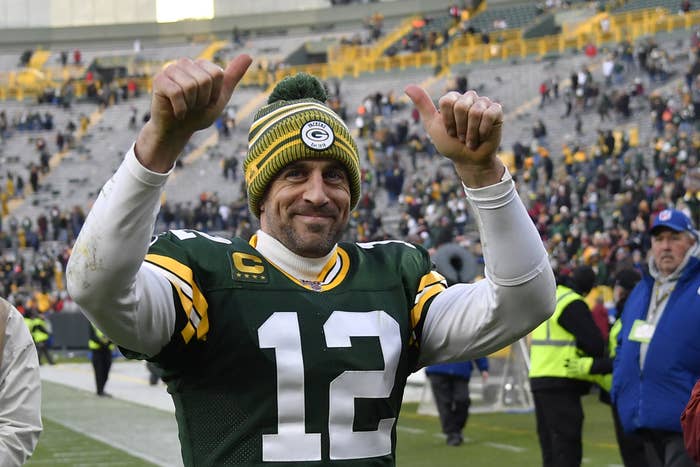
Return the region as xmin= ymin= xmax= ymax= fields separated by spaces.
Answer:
xmin=280 ymin=221 xmax=345 ymax=258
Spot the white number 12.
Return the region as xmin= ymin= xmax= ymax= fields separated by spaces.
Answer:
xmin=258 ymin=310 xmax=401 ymax=462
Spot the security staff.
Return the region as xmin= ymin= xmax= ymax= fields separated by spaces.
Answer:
xmin=89 ymin=323 xmax=114 ymax=397
xmin=566 ymin=268 xmax=648 ymax=467
xmin=23 ymin=308 xmax=54 ymax=365
xmin=529 ymin=266 xmax=607 ymax=467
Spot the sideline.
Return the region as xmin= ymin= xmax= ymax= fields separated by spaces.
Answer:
xmin=41 ymin=359 xmax=183 ymax=467
xmin=40 ymin=377 xmax=182 ymax=466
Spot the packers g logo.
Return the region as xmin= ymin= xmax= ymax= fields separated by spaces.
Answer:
xmin=301 ymin=120 xmax=334 ymax=150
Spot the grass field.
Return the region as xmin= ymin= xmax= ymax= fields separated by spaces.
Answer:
xmin=27 ymin=418 xmax=151 ymax=467
xmin=396 ymin=399 xmax=622 ymax=466
xmin=27 ymin=387 xmax=622 ymax=466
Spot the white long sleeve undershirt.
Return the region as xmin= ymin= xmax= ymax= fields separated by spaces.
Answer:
xmin=67 ymin=147 xmax=555 ymax=361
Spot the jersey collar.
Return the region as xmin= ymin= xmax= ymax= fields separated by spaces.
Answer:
xmin=249 ymin=232 xmax=350 ymax=292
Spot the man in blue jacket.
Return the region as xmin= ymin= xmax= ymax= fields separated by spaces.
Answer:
xmin=612 ymin=208 xmax=700 ymax=467
xmin=426 ymin=358 xmax=489 ymax=446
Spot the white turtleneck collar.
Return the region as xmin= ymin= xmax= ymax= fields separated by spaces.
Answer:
xmin=253 ymin=229 xmax=338 ymax=282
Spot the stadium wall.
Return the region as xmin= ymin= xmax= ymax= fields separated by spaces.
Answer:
xmin=0 ymin=0 xmax=474 ymax=48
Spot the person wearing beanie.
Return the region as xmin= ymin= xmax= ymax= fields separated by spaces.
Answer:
xmin=612 ymin=209 xmax=700 ymax=467
xmin=66 ymin=55 xmax=555 ymax=466
xmin=529 ymin=265 xmax=608 ymax=467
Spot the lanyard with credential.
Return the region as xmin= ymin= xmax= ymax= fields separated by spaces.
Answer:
xmin=648 ymin=284 xmax=675 ymax=323
xmin=629 ymin=284 xmax=675 ymax=343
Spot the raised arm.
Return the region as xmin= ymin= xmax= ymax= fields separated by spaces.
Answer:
xmin=135 ymin=55 xmax=252 ymax=172
xmin=405 ymin=86 xmax=555 ymax=366
xmin=66 ymin=56 xmax=252 ymax=356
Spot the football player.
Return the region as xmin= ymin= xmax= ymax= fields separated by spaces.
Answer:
xmin=67 ymin=54 xmax=555 ymax=466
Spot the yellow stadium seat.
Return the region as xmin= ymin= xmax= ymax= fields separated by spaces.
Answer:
xmin=628 ymin=126 xmax=639 ymax=147
xmin=613 ymin=130 xmax=622 ymax=154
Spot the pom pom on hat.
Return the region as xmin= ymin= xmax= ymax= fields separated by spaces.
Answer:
xmin=267 ymin=73 xmax=327 ymax=104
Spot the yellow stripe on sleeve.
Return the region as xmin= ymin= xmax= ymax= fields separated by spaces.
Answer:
xmin=181 ymin=322 xmax=196 ymax=343
xmin=410 ymin=283 xmax=446 ymax=330
xmin=417 ymin=270 xmax=447 ymax=291
xmin=145 ymin=253 xmax=209 ymax=343
xmin=196 ymin=308 xmax=209 ymax=339
xmin=171 ymin=284 xmax=199 ymax=344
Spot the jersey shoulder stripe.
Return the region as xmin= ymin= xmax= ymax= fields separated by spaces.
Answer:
xmin=144 ymin=230 xmax=260 ymax=354
xmin=144 ymin=249 xmax=213 ymax=343
xmin=411 ymin=271 xmax=447 ymax=330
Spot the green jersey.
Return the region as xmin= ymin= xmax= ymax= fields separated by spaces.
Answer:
xmin=133 ymin=229 xmax=446 ymax=466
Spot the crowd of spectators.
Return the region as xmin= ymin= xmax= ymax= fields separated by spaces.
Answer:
xmin=517 ymin=38 xmax=700 ymax=290
xmin=352 ymin=34 xmax=700 ymax=294
xmin=0 ymin=31 xmax=699 ymax=359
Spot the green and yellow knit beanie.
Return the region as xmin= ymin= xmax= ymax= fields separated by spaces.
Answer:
xmin=244 ymin=73 xmax=361 ymax=217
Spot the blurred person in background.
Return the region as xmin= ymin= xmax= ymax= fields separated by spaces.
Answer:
xmin=89 ymin=323 xmax=115 ymax=397
xmin=681 ymin=378 xmax=700 ymax=464
xmin=426 ymin=357 xmax=488 ymax=446
xmin=529 ymin=265 xmax=607 ymax=467
xmin=23 ymin=306 xmax=54 ymax=365
xmin=566 ymin=268 xmax=648 ymax=467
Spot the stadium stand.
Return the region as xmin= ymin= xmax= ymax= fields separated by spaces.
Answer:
xmin=1 ymin=1 xmax=699 ymax=362
xmin=613 ymin=0 xmax=700 ymax=13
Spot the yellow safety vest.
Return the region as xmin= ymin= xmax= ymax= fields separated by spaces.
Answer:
xmin=89 ymin=325 xmax=114 ymax=351
xmin=596 ymin=319 xmax=621 ymax=392
xmin=529 ymin=285 xmax=593 ymax=381
xmin=24 ymin=317 xmax=49 ymax=343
